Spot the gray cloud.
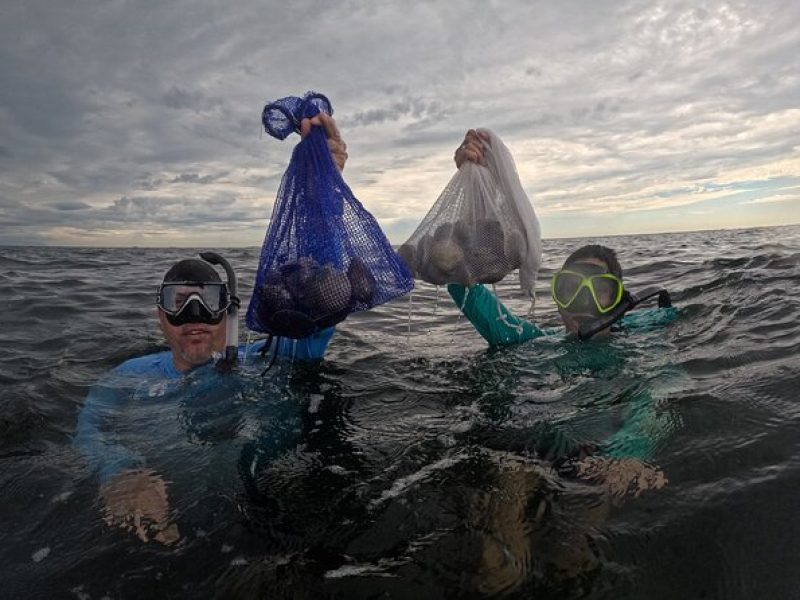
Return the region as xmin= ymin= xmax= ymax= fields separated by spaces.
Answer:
xmin=105 ymin=194 xmax=257 ymax=226
xmin=525 ymin=65 xmax=543 ymax=77
xmin=52 ymin=201 xmax=91 ymax=211
xmin=162 ymin=86 xmax=222 ymax=112
xmin=0 ymin=0 xmax=798 ymax=245
xmin=168 ymin=172 xmax=229 ymax=185
xmin=342 ymin=96 xmax=450 ymax=128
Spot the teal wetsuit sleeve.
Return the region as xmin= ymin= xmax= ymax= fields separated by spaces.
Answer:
xmin=447 ymin=284 xmax=544 ymax=347
xmin=73 ymin=377 xmax=144 ymax=483
xmin=601 ymin=388 xmax=663 ymax=461
xmin=601 ymin=366 xmax=685 ymax=462
xmin=600 ymin=308 xmax=680 ymax=461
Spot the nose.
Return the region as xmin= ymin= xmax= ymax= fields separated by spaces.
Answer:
xmin=569 ymin=287 xmax=596 ymax=312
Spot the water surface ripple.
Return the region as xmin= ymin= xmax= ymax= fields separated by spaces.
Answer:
xmin=1 ymin=225 xmax=799 ymax=599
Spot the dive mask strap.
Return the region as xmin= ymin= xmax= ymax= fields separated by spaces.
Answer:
xmin=577 ymin=286 xmax=671 ymax=341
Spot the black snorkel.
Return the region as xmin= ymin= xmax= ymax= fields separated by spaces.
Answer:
xmin=577 ymin=287 xmax=672 ymax=341
xmin=199 ymin=252 xmax=241 ymax=373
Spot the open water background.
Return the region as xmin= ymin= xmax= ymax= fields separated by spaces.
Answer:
xmin=1 ymin=224 xmax=799 ymax=599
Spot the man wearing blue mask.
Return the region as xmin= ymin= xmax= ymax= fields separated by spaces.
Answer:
xmin=74 ymin=254 xmax=336 ymax=545
xmin=74 ymin=113 xmax=347 ymax=546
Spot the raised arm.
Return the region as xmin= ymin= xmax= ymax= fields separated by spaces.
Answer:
xmin=448 ymin=283 xmax=545 ymax=347
xmin=301 ymin=112 xmax=348 ymax=172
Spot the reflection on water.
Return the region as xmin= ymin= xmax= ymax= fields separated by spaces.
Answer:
xmin=1 ymin=225 xmax=799 ymax=598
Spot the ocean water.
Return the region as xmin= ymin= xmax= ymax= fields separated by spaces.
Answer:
xmin=1 ymin=224 xmax=799 ymax=599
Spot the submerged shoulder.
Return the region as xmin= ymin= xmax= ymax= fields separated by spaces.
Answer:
xmin=619 ymin=306 xmax=678 ymax=331
xmin=112 ymin=350 xmax=178 ymax=379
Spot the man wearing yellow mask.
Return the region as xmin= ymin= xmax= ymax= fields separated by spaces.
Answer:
xmin=451 ymin=129 xmax=672 ymax=345
xmin=449 ymin=130 xmax=682 ymax=591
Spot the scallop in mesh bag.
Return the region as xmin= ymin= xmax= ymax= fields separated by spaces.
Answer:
xmin=246 ymin=91 xmax=414 ymax=339
xmin=398 ymin=129 xmax=541 ymax=300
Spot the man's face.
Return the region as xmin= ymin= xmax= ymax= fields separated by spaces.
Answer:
xmin=556 ymin=257 xmax=614 ymax=338
xmin=157 ymin=309 xmax=227 ymax=372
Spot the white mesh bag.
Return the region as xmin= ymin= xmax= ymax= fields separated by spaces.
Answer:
xmin=398 ymin=129 xmax=541 ymax=299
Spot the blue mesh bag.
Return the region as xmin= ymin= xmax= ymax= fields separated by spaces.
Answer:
xmin=246 ymin=91 xmax=414 ymax=339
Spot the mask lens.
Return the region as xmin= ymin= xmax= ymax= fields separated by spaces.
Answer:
xmin=552 ymin=268 xmax=623 ymax=314
xmin=553 ymin=272 xmax=583 ymax=305
xmin=158 ymin=283 xmax=229 ymax=315
xmin=591 ymin=276 xmax=621 ymax=310
xmin=165 ymin=298 xmax=225 ymax=326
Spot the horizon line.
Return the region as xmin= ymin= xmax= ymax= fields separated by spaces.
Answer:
xmin=1 ymin=221 xmax=798 ymax=249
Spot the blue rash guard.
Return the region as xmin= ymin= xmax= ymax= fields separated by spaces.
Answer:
xmin=74 ymin=328 xmax=334 ymax=484
xmin=447 ymin=283 xmax=680 ymax=462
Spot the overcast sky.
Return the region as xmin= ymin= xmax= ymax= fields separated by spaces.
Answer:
xmin=1 ymin=0 xmax=798 ymax=246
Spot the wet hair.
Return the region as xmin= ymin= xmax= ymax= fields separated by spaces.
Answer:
xmin=162 ymin=258 xmax=221 ymax=284
xmin=563 ymin=244 xmax=623 ymax=279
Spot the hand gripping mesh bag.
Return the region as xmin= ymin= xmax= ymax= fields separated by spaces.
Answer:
xmin=246 ymin=91 xmax=414 ymax=339
xmin=398 ymin=129 xmax=541 ymax=299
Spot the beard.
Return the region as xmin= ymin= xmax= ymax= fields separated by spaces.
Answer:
xmin=177 ymin=340 xmax=216 ymax=367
